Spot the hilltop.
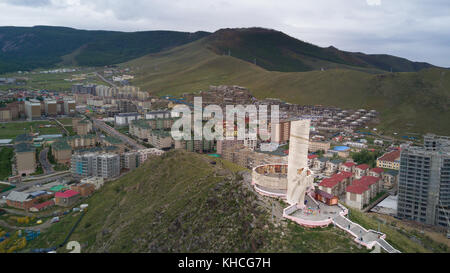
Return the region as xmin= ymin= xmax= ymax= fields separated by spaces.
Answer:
xmin=0 ymin=26 xmax=441 ymax=74
xmin=205 ymin=28 xmax=436 ymax=73
xmin=0 ymin=26 xmax=209 ymax=73
xmin=26 ymin=150 xmax=371 ymax=253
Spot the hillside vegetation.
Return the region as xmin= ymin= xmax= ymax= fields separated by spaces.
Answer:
xmin=27 ymin=150 xmax=371 ymax=253
xmin=126 ymin=38 xmax=450 ymax=135
xmin=0 ymin=26 xmax=209 ymax=73
xmin=25 ymin=150 xmax=441 ymax=253
xmin=205 ymin=28 xmax=436 ymax=73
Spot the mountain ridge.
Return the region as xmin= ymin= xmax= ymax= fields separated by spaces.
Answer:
xmin=0 ymin=25 xmax=442 ymax=74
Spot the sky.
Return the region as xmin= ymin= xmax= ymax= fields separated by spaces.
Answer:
xmin=0 ymin=0 xmax=449 ymax=67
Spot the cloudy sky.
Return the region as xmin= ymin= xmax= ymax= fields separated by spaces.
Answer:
xmin=0 ymin=0 xmax=449 ymax=67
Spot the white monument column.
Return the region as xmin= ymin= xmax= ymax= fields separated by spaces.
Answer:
xmin=287 ymin=119 xmax=311 ymax=205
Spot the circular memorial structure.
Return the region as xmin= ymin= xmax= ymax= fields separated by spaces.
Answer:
xmin=252 ymin=164 xmax=288 ymax=198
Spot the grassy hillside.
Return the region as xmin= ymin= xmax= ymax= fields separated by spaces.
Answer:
xmin=24 ymin=150 xmax=440 ymax=253
xmin=205 ymin=28 xmax=436 ymax=73
xmin=26 ymin=150 xmax=373 ymax=253
xmin=0 ymin=26 xmax=209 ymax=73
xmin=126 ymin=40 xmax=450 ymax=135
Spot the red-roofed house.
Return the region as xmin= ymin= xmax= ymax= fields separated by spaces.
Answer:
xmin=29 ymin=200 xmax=55 ymax=212
xmin=345 ymin=175 xmax=383 ymax=210
xmin=345 ymin=184 xmax=370 ymax=209
xmin=319 ymin=178 xmax=340 ymax=196
xmin=319 ymin=172 xmax=353 ymax=197
xmin=376 ymin=150 xmax=401 ymax=170
xmin=55 ymin=190 xmax=80 ymax=207
xmin=307 ymin=154 xmax=318 ymax=167
xmin=339 ymin=162 xmax=356 ymax=172
xmin=369 ymin=167 xmax=384 ymax=178
xmin=354 ymin=164 xmax=370 ymax=179
xmin=353 ymin=176 xmax=382 ymax=199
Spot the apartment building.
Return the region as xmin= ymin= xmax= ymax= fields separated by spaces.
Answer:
xmin=44 ymin=99 xmax=57 ymax=116
xmin=308 ymin=140 xmax=331 ymax=153
xmin=14 ymin=142 xmax=36 ymax=176
xmin=25 ymin=100 xmax=41 ymax=120
xmin=92 ymin=153 xmax=121 ymax=179
xmin=51 ymin=141 xmax=72 ymax=164
xmin=271 ymin=120 xmax=290 ymax=144
xmin=377 ymin=149 xmax=401 ymax=170
xmin=397 ymin=134 xmax=450 ymax=228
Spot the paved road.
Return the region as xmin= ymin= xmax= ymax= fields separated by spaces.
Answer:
xmin=39 ymin=148 xmax=54 ymax=175
xmin=95 ymin=72 xmax=118 ymax=88
xmin=93 ymin=119 xmax=145 ymax=150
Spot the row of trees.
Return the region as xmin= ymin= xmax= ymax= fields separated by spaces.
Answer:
xmin=350 ymin=149 xmax=383 ymax=168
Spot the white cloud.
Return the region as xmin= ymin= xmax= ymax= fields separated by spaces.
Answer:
xmin=366 ymin=0 xmax=381 ymax=6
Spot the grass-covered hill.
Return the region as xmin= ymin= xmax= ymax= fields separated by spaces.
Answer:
xmin=205 ymin=28 xmax=436 ymax=73
xmin=26 ymin=150 xmax=372 ymax=253
xmin=25 ymin=150 xmax=445 ymax=253
xmin=0 ymin=26 xmax=440 ymax=75
xmin=126 ymin=37 xmax=450 ymax=136
xmin=0 ymin=26 xmax=209 ymax=73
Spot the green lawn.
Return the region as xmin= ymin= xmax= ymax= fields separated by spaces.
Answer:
xmin=0 ymin=69 xmax=100 ymax=92
xmin=0 ymin=121 xmax=63 ymax=139
xmin=347 ymin=207 xmax=448 ymax=253
xmin=57 ymin=118 xmax=73 ymax=126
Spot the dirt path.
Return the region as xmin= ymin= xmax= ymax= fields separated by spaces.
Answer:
xmin=0 ymin=218 xmax=53 ymax=231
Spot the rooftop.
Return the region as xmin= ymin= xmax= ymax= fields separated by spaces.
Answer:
xmin=371 ymin=167 xmax=384 ymax=174
xmin=343 ymin=162 xmax=356 ymax=168
xmin=14 ymin=142 xmax=35 ymax=153
xmin=378 ymin=150 xmax=401 ymax=162
xmin=55 ymin=190 xmax=80 ymax=198
xmin=6 ymin=191 xmax=32 ymax=202
xmin=356 ymin=164 xmax=370 ymax=170
xmin=15 ymin=134 xmax=33 ymax=143
xmin=31 ymin=200 xmax=55 ymax=210
xmin=52 ymin=141 xmax=71 ymax=151
xmin=346 ymin=184 xmax=369 ymax=194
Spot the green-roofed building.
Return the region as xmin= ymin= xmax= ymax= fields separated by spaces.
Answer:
xmin=50 ymin=185 xmax=68 ymax=192
xmin=52 ymin=141 xmax=72 ymax=164
xmin=15 ymin=134 xmax=33 ymax=143
xmin=14 ymin=142 xmax=36 ymax=176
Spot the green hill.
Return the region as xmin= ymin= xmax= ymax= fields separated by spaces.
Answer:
xmin=26 ymin=150 xmax=371 ymax=253
xmin=0 ymin=26 xmax=209 ymax=73
xmin=26 ymin=150 xmax=443 ymax=253
xmin=126 ymin=38 xmax=450 ymax=135
xmin=205 ymin=28 xmax=436 ymax=73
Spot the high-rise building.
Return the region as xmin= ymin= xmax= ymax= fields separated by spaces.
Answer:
xmin=25 ymin=100 xmax=41 ymax=120
xmin=44 ymin=99 xmax=57 ymax=116
xmin=397 ymin=134 xmax=450 ymax=228
xmin=71 ymin=153 xmax=96 ymax=177
xmin=64 ymin=100 xmax=76 ymax=116
xmin=14 ymin=142 xmax=36 ymax=176
xmin=92 ymin=153 xmax=121 ymax=179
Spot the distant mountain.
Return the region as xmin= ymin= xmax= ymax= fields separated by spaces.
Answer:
xmin=205 ymin=28 xmax=436 ymax=73
xmin=126 ymin=32 xmax=450 ymax=136
xmin=0 ymin=26 xmax=210 ymax=73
